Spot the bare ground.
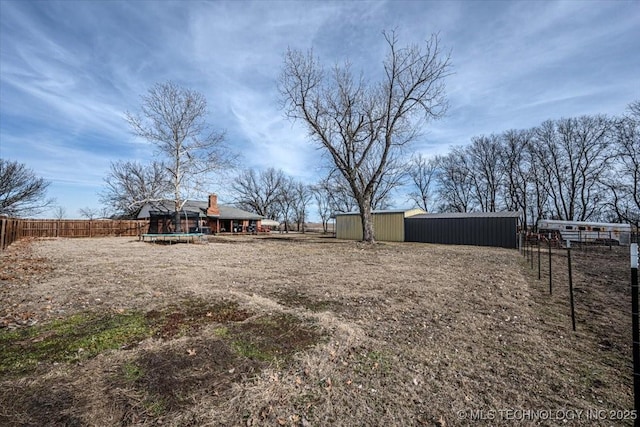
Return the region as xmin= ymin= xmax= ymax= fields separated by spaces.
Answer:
xmin=0 ymin=235 xmax=635 ymax=426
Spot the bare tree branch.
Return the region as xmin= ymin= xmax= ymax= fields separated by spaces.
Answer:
xmin=232 ymin=168 xmax=286 ymax=220
xmin=0 ymin=159 xmax=55 ymax=217
xmin=99 ymin=160 xmax=171 ymax=218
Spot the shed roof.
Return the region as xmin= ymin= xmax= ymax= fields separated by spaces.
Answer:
xmin=137 ymin=200 xmax=264 ymax=220
xmin=334 ymin=208 xmax=425 ymax=217
xmin=409 ymin=211 xmax=522 ymax=219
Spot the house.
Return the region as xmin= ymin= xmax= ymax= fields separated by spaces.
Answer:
xmin=137 ymin=194 xmax=264 ymax=234
xmin=335 ymin=208 xmax=426 ymax=242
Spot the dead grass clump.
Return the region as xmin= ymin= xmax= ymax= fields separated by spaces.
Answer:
xmin=108 ymin=336 xmax=263 ymax=424
xmin=230 ymin=313 xmax=324 ymax=361
xmin=0 ymin=375 xmax=85 ymax=427
xmin=271 ymin=288 xmax=342 ymax=312
xmin=0 ymin=238 xmax=54 ymax=284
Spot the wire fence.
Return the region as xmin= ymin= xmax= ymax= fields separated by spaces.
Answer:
xmin=519 ymin=232 xmax=640 ymax=419
xmin=519 ymin=231 xmax=639 ymax=326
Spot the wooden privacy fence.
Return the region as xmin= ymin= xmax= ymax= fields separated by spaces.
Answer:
xmin=0 ymin=218 xmax=149 ymax=251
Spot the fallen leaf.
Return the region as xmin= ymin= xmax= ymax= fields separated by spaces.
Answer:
xmin=187 ymin=348 xmax=197 ymax=356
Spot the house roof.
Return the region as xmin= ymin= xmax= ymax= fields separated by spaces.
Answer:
xmin=137 ymin=200 xmax=264 ymax=221
xmin=409 ymin=211 xmax=522 ymax=219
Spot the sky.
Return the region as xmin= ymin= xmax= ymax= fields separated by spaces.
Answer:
xmin=0 ymin=0 xmax=638 ymax=219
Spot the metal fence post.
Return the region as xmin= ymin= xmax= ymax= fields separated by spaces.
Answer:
xmin=548 ymin=234 xmax=553 ymax=295
xmin=530 ymin=237 xmax=534 ymax=269
xmin=520 ymin=233 xmax=524 ymax=256
xmin=567 ymin=240 xmax=576 ymax=331
xmin=537 ymin=237 xmax=541 ymax=280
xmin=609 ymin=230 xmax=613 ymax=251
xmin=630 ymin=243 xmax=639 ymax=423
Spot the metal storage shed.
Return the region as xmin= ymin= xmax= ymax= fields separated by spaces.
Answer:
xmin=335 ymin=209 xmax=425 ymax=242
xmin=404 ymin=211 xmax=522 ymax=248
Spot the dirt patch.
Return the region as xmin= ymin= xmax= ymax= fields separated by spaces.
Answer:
xmin=0 ymin=235 xmax=636 ymax=426
xmin=145 ymin=299 xmax=252 ymax=339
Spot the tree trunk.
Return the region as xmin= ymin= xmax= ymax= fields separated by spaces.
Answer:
xmin=174 ymin=210 xmax=181 ymax=233
xmin=360 ymin=201 xmax=375 ymax=243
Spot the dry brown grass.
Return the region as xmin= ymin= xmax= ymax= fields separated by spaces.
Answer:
xmin=0 ymin=235 xmax=635 ymax=426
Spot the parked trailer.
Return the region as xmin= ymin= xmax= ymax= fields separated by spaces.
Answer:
xmin=537 ymin=219 xmax=632 ymax=246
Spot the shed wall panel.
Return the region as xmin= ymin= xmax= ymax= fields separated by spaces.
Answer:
xmin=405 ymin=217 xmax=518 ymax=248
xmin=373 ymin=213 xmax=405 ymax=242
xmin=336 ymin=212 xmax=407 ymax=242
xmin=336 ymin=215 xmax=363 ymax=240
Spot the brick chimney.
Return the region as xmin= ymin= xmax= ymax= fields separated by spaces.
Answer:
xmin=207 ymin=194 xmax=220 ymax=216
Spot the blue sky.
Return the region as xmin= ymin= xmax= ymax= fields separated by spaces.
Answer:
xmin=0 ymin=0 xmax=638 ymax=218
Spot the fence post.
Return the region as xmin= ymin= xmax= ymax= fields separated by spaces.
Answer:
xmin=530 ymin=237 xmax=534 ymax=269
xmin=0 ymin=218 xmax=6 ymax=251
xmin=548 ymin=234 xmax=553 ymax=295
xmin=567 ymin=240 xmax=576 ymax=331
xmin=537 ymin=237 xmax=541 ymax=280
xmin=630 ymin=243 xmax=639 ymax=423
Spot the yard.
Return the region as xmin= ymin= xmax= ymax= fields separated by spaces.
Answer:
xmin=0 ymin=235 xmax=635 ymax=426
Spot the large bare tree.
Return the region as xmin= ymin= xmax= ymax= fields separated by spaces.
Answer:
xmin=532 ymin=116 xmax=613 ymax=221
xmin=232 ymin=168 xmax=286 ymax=220
xmin=99 ymin=160 xmax=171 ymax=218
xmin=311 ymin=178 xmax=334 ymax=233
xmin=0 ymin=159 xmax=54 ymax=217
xmin=467 ymin=135 xmax=504 ymax=212
xmin=126 ymin=81 xmax=232 ymax=232
xmin=608 ymin=101 xmax=640 ymax=228
xmin=280 ymin=31 xmax=451 ymax=242
xmin=276 ymin=176 xmax=297 ymax=233
xmin=407 ymin=153 xmax=438 ymax=212
xmin=292 ymin=180 xmax=312 ymax=232
xmin=499 ymin=129 xmax=531 ymax=225
xmin=435 ymin=149 xmax=475 ymax=213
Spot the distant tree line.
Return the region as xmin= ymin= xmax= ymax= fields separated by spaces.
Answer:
xmin=4 ymin=80 xmax=635 ymax=238
xmin=407 ymin=101 xmax=639 ymax=229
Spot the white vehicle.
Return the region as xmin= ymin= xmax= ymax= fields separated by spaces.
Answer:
xmin=537 ymin=219 xmax=632 ymax=246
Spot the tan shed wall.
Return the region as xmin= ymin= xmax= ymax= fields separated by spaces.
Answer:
xmin=335 ymin=209 xmax=426 ymax=242
xmin=372 ymin=212 xmax=405 ymax=242
xmin=336 ymin=214 xmax=364 ymax=240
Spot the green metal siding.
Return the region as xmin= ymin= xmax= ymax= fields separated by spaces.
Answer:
xmin=336 ymin=209 xmax=425 ymax=242
xmin=336 ymin=214 xmax=364 ymax=240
